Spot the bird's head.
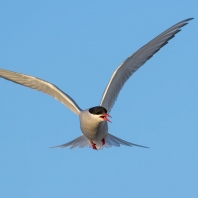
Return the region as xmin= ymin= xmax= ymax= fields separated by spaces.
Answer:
xmin=89 ymin=106 xmax=112 ymax=123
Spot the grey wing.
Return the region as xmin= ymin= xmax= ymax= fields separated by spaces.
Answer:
xmin=100 ymin=18 xmax=193 ymax=112
xmin=0 ymin=68 xmax=82 ymax=115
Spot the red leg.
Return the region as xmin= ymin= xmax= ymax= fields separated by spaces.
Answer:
xmin=101 ymin=138 xmax=105 ymax=146
xmin=90 ymin=141 xmax=97 ymax=150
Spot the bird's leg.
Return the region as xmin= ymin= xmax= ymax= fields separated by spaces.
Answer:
xmin=101 ymin=138 xmax=105 ymax=146
xmin=90 ymin=141 xmax=97 ymax=150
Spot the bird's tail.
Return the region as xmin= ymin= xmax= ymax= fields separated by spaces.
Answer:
xmin=106 ymin=133 xmax=149 ymax=149
xmin=51 ymin=133 xmax=148 ymax=150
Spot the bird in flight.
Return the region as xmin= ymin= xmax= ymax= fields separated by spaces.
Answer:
xmin=0 ymin=18 xmax=193 ymax=150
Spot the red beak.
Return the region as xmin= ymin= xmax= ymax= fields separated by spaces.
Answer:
xmin=100 ymin=113 xmax=112 ymax=123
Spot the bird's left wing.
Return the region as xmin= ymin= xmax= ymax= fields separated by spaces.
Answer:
xmin=0 ymin=68 xmax=82 ymax=115
xmin=100 ymin=18 xmax=193 ymax=112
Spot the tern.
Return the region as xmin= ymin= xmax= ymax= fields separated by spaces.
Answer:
xmin=0 ymin=18 xmax=193 ymax=150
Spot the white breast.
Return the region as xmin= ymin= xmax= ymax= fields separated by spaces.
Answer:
xmin=79 ymin=109 xmax=108 ymax=141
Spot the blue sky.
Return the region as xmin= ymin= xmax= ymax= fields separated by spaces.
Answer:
xmin=0 ymin=1 xmax=197 ymax=197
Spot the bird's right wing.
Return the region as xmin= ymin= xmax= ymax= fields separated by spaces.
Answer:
xmin=0 ymin=68 xmax=82 ymax=115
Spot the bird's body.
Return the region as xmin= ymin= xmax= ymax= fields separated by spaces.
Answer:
xmin=79 ymin=109 xmax=108 ymax=141
xmin=0 ymin=18 xmax=193 ymax=150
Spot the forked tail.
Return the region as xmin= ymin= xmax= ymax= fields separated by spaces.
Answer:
xmin=51 ymin=133 xmax=148 ymax=150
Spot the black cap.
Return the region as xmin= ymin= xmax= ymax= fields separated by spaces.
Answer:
xmin=89 ymin=106 xmax=107 ymax=115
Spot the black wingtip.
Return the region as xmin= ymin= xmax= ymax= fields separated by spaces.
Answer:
xmin=182 ymin=18 xmax=194 ymax=22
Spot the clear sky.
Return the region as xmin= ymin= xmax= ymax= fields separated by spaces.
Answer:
xmin=0 ymin=1 xmax=197 ymax=198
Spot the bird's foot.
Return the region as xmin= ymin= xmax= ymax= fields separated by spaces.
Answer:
xmin=101 ymin=138 xmax=105 ymax=146
xmin=90 ymin=141 xmax=97 ymax=150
